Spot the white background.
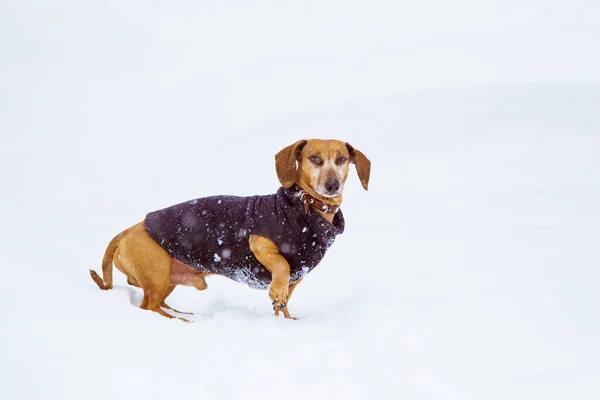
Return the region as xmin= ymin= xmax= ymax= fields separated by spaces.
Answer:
xmin=1 ymin=1 xmax=599 ymax=399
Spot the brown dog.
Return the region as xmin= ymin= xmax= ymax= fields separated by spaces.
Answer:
xmin=90 ymin=139 xmax=370 ymax=321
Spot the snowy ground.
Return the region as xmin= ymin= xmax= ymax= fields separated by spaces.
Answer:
xmin=2 ymin=1 xmax=600 ymax=399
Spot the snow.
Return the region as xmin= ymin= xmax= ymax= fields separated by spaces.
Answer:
xmin=2 ymin=1 xmax=600 ymax=399
xmin=221 ymin=248 xmax=231 ymax=259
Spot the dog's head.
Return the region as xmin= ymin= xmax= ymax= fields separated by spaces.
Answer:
xmin=275 ymin=139 xmax=371 ymax=200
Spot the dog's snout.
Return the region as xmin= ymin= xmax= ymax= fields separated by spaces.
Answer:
xmin=325 ymin=178 xmax=340 ymax=194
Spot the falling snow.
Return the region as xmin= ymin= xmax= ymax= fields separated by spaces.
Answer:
xmin=221 ymin=248 xmax=232 ymax=259
xmin=3 ymin=2 xmax=600 ymax=399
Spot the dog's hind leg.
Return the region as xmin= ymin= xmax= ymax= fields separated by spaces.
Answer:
xmin=140 ymin=293 xmax=149 ymax=309
xmin=112 ymin=248 xmax=142 ymax=288
xmin=160 ymin=286 xmax=193 ymax=315
xmin=142 ymin=285 xmax=189 ymax=322
xmin=138 ymin=263 xmax=190 ymax=321
xmin=136 ymin=266 xmax=181 ymax=320
xmin=160 ymin=286 xmax=176 ymax=309
xmin=138 ymin=270 xmax=190 ymax=321
xmin=117 ymin=224 xmax=189 ymax=322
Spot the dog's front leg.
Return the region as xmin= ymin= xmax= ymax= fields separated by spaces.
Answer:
xmin=272 ymin=278 xmax=303 ymax=319
xmin=249 ymin=234 xmax=292 ymax=316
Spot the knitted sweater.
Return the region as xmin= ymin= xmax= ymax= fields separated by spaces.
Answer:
xmin=144 ymin=187 xmax=345 ymax=290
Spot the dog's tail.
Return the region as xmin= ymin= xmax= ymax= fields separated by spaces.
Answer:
xmin=90 ymin=227 xmax=130 ymax=290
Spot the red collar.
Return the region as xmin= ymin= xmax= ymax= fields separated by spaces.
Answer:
xmin=298 ymin=189 xmax=340 ymax=215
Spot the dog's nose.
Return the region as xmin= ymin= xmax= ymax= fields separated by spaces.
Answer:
xmin=325 ymin=178 xmax=340 ymax=194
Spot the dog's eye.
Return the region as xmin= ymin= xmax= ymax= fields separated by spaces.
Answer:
xmin=309 ymin=155 xmax=322 ymax=165
xmin=336 ymin=156 xmax=348 ymax=165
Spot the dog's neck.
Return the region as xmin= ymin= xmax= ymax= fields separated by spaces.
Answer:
xmin=295 ymin=183 xmax=341 ymax=224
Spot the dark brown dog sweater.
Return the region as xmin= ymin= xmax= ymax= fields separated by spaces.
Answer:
xmin=144 ymin=186 xmax=344 ymax=290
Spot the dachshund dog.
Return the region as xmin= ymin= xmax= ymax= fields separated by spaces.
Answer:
xmin=90 ymin=139 xmax=370 ymax=321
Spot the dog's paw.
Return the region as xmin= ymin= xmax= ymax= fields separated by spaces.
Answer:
xmin=273 ymin=305 xmax=297 ymax=320
xmin=269 ymin=277 xmax=289 ymax=308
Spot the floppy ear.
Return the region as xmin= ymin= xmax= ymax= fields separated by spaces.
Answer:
xmin=345 ymin=143 xmax=371 ymax=190
xmin=275 ymin=140 xmax=308 ymax=188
